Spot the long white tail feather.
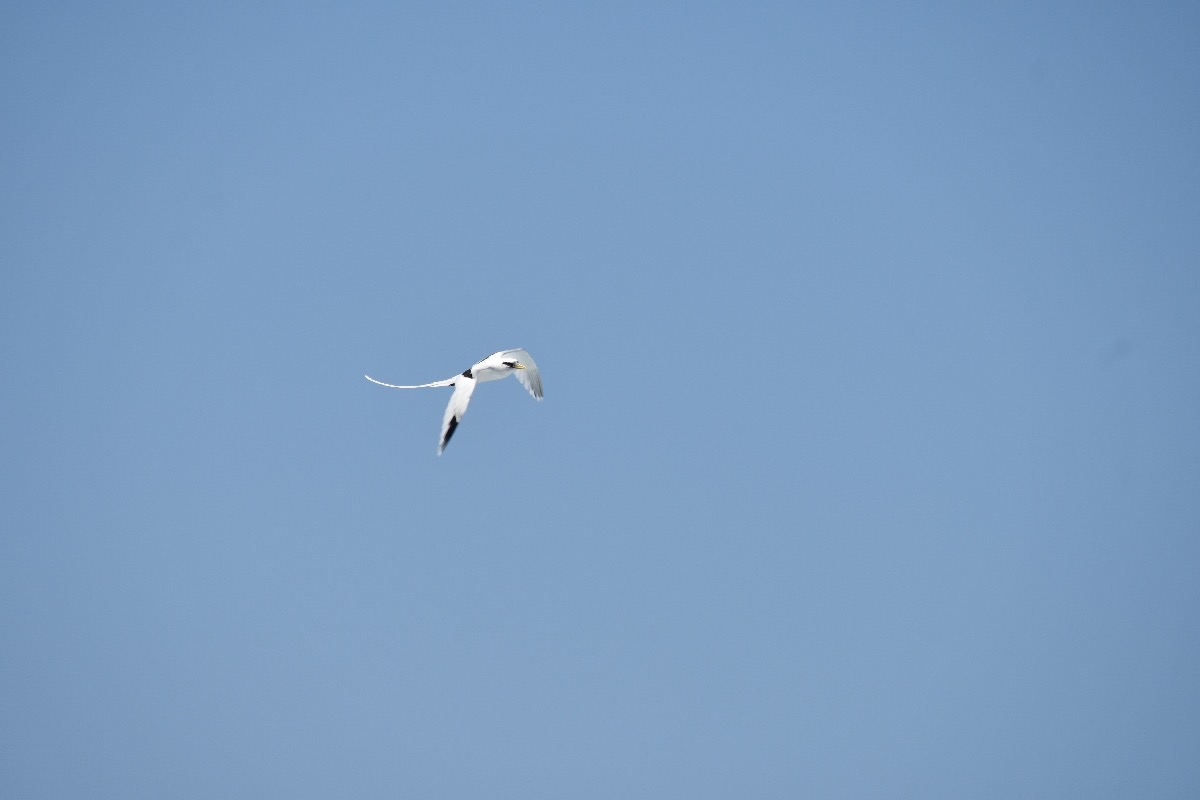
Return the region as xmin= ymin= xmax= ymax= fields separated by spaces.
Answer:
xmin=364 ymin=374 xmax=454 ymax=389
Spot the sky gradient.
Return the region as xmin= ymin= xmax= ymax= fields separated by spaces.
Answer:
xmin=3 ymin=3 xmax=1199 ymax=797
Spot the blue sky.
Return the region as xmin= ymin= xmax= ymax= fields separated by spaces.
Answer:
xmin=3 ymin=3 xmax=1199 ymax=797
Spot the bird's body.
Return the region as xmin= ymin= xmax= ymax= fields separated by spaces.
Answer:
xmin=366 ymin=348 xmax=542 ymax=454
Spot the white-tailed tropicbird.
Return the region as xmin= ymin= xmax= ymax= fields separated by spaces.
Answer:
xmin=365 ymin=348 xmax=543 ymax=454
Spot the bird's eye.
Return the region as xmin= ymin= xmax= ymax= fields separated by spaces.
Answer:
xmin=503 ymin=361 xmax=517 ymax=368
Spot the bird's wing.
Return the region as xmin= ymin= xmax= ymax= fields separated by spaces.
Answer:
xmin=438 ymin=378 xmax=477 ymax=454
xmin=365 ymin=374 xmax=455 ymax=389
xmin=502 ymin=348 xmax=543 ymax=400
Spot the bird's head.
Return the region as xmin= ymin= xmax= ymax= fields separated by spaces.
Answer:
xmin=503 ymin=361 xmax=527 ymax=370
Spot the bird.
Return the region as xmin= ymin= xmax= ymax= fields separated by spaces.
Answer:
xmin=365 ymin=348 xmax=543 ymax=454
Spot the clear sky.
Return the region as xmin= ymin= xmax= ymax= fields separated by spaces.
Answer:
xmin=3 ymin=3 xmax=1198 ymax=797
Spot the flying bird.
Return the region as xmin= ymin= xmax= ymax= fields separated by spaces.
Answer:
xmin=365 ymin=348 xmax=543 ymax=454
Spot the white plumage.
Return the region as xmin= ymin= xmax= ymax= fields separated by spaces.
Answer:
xmin=366 ymin=348 xmax=543 ymax=454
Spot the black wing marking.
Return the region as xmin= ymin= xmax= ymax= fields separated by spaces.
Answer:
xmin=441 ymin=416 xmax=459 ymax=451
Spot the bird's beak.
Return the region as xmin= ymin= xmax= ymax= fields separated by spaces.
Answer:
xmin=515 ymin=363 xmax=527 ymax=369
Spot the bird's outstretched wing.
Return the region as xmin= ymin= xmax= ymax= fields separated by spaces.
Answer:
xmin=499 ymin=348 xmax=543 ymax=400
xmin=364 ymin=374 xmax=455 ymax=389
xmin=439 ymin=379 xmax=477 ymax=454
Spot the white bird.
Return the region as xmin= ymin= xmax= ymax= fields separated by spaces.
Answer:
xmin=365 ymin=348 xmax=543 ymax=454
